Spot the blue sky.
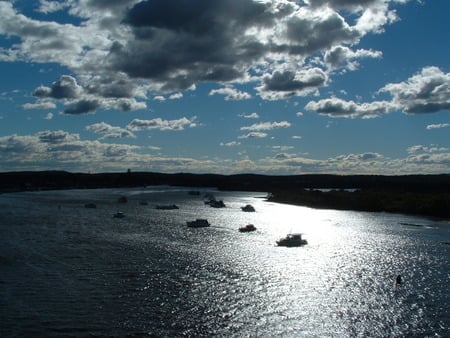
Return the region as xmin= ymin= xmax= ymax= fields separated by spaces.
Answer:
xmin=0 ymin=0 xmax=449 ymax=174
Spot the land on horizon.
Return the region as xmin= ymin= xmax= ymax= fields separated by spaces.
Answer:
xmin=1 ymin=171 xmax=449 ymax=219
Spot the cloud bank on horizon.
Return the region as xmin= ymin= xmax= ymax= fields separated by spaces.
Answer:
xmin=0 ymin=0 xmax=449 ymax=174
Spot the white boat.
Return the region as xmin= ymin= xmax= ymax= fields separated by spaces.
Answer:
xmin=239 ymin=224 xmax=256 ymax=232
xmin=241 ymin=204 xmax=255 ymax=212
xmin=187 ymin=218 xmax=210 ymax=228
xmin=276 ymin=233 xmax=307 ymax=247
xmin=113 ymin=211 xmax=125 ymax=218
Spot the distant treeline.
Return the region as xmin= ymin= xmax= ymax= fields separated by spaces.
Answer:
xmin=0 ymin=170 xmax=449 ymax=193
xmin=268 ymin=188 xmax=450 ymax=219
xmin=0 ymin=171 xmax=449 ymax=218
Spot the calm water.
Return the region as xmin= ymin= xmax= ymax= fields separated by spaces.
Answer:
xmin=1 ymin=187 xmax=449 ymax=337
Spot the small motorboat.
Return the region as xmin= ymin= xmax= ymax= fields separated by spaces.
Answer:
xmin=239 ymin=224 xmax=257 ymax=232
xmin=276 ymin=233 xmax=307 ymax=247
xmin=156 ymin=204 xmax=179 ymax=210
xmin=117 ymin=196 xmax=128 ymax=203
xmin=187 ymin=219 xmax=210 ymax=228
xmin=241 ymin=204 xmax=255 ymax=212
xmin=113 ymin=211 xmax=125 ymax=218
xmin=84 ymin=203 xmax=97 ymax=208
xmin=209 ymin=200 xmax=225 ymax=208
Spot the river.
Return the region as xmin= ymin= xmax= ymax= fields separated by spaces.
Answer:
xmin=1 ymin=187 xmax=449 ymax=337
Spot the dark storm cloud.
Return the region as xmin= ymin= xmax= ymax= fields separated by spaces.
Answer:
xmin=108 ymin=0 xmax=273 ymax=90
xmin=284 ymin=11 xmax=359 ymax=55
xmin=63 ymin=99 xmax=101 ymax=115
xmin=33 ymin=75 xmax=82 ymax=99
xmin=262 ymin=69 xmax=327 ymax=92
xmin=309 ymin=0 xmax=379 ymax=9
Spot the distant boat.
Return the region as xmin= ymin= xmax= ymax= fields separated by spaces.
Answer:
xmin=209 ymin=200 xmax=226 ymax=208
xmin=239 ymin=224 xmax=257 ymax=232
xmin=241 ymin=204 xmax=255 ymax=212
xmin=188 ymin=191 xmax=201 ymax=196
xmin=276 ymin=233 xmax=307 ymax=247
xmin=139 ymin=200 xmax=148 ymax=206
xmin=187 ymin=218 xmax=210 ymax=228
xmin=117 ymin=196 xmax=128 ymax=203
xmin=156 ymin=204 xmax=179 ymax=210
xmin=113 ymin=211 xmax=125 ymax=218
xmin=84 ymin=203 xmax=97 ymax=208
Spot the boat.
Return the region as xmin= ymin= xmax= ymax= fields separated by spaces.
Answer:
xmin=188 ymin=190 xmax=201 ymax=196
xmin=239 ymin=224 xmax=256 ymax=232
xmin=113 ymin=211 xmax=125 ymax=218
xmin=276 ymin=233 xmax=307 ymax=247
xmin=139 ymin=200 xmax=148 ymax=206
xmin=84 ymin=203 xmax=97 ymax=208
xmin=209 ymin=200 xmax=226 ymax=208
xmin=187 ymin=218 xmax=210 ymax=228
xmin=156 ymin=204 xmax=179 ymax=210
xmin=241 ymin=204 xmax=255 ymax=212
xmin=117 ymin=196 xmax=128 ymax=203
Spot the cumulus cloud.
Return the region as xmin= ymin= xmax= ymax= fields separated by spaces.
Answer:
xmin=241 ymin=121 xmax=291 ymax=131
xmin=63 ymin=99 xmax=101 ymax=115
xmin=86 ymin=122 xmax=136 ymax=139
xmin=324 ymin=45 xmax=382 ymax=70
xmin=257 ymin=68 xmax=328 ymax=100
xmin=238 ymin=132 xmax=268 ymax=139
xmin=33 ymin=75 xmax=82 ymax=99
xmin=22 ymin=101 xmax=57 ymax=110
xmin=306 ymin=67 xmax=450 ymax=118
xmin=380 ymin=66 xmax=450 ymax=114
xmin=209 ymin=87 xmax=251 ymax=100
xmin=239 ymin=112 xmax=259 ymax=119
xmin=38 ymin=130 xmax=80 ymax=144
xmin=220 ymin=141 xmax=241 ymax=147
xmin=427 ymin=123 xmax=450 ymax=130
xmin=127 ymin=117 xmax=197 ymax=131
xmin=0 ymin=0 xmax=406 ymax=103
xmin=305 ymin=97 xmax=392 ymax=118
xmin=407 ymin=145 xmax=448 ymax=154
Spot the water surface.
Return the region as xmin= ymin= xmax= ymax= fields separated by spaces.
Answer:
xmin=1 ymin=187 xmax=449 ymax=336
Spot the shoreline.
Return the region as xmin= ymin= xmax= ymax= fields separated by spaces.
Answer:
xmin=267 ymin=189 xmax=450 ymax=220
xmin=1 ymin=171 xmax=449 ymax=219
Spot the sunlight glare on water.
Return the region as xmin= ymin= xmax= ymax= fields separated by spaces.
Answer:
xmin=0 ymin=187 xmax=449 ymax=337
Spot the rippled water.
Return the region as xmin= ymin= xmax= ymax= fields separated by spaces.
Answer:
xmin=1 ymin=187 xmax=449 ymax=337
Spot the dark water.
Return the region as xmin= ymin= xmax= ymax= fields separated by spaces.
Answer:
xmin=1 ymin=187 xmax=449 ymax=337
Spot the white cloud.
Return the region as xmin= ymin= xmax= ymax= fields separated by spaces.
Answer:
xmin=0 ymin=0 xmax=405 ymax=103
xmin=220 ymin=141 xmax=241 ymax=147
xmin=86 ymin=122 xmax=136 ymax=139
xmin=241 ymin=121 xmax=291 ymax=131
xmin=127 ymin=117 xmax=197 ymax=132
xmin=238 ymin=132 xmax=268 ymax=139
xmin=169 ymin=92 xmax=183 ymax=100
xmin=209 ymin=87 xmax=251 ymax=100
xmin=324 ymin=45 xmax=382 ymax=70
xmin=44 ymin=113 xmax=54 ymax=120
xmin=239 ymin=112 xmax=259 ymax=119
xmin=23 ymin=101 xmax=56 ymax=110
xmin=305 ymin=97 xmax=392 ymax=118
xmin=427 ymin=123 xmax=450 ymax=130
xmin=381 ymin=66 xmax=450 ymax=114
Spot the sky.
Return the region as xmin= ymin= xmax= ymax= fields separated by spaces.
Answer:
xmin=0 ymin=0 xmax=449 ymax=175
